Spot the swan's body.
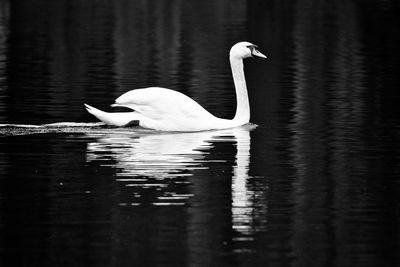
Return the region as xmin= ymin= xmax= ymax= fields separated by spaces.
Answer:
xmin=85 ymin=42 xmax=266 ymax=131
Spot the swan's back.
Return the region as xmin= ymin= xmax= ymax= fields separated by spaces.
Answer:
xmin=115 ymin=87 xmax=212 ymax=117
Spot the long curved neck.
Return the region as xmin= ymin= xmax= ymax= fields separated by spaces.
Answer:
xmin=230 ymin=55 xmax=250 ymax=123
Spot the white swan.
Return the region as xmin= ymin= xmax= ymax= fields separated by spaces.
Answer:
xmin=84 ymin=42 xmax=266 ymax=131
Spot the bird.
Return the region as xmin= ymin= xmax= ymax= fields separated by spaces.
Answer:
xmin=84 ymin=41 xmax=266 ymax=132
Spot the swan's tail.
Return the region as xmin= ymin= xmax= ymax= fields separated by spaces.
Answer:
xmin=84 ymin=104 xmax=140 ymax=127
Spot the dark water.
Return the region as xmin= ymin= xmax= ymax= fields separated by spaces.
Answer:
xmin=1 ymin=0 xmax=400 ymax=266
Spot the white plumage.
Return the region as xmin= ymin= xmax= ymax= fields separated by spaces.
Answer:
xmin=85 ymin=42 xmax=266 ymax=131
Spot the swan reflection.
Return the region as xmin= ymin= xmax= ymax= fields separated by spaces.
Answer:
xmin=86 ymin=124 xmax=260 ymax=234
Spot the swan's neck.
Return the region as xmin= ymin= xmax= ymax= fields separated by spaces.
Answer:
xmin=230 ymin=56 xmax=250 ymax=123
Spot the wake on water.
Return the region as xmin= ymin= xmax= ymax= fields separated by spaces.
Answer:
xmin=0 ymin=122 xmax=148 ymax=136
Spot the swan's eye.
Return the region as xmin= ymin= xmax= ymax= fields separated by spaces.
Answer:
xmin=246 ymin=44 xmax=258 ymax=55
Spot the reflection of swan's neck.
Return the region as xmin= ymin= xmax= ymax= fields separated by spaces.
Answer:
xmin=230 ymin=56 xmax=250 ymax=124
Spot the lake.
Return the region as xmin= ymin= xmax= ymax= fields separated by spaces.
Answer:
xmin=0 ymin=0 xmax=399 ymax=266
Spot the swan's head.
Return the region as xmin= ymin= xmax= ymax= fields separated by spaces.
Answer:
xmin=230 ymin=41 xmax=267 ymax=60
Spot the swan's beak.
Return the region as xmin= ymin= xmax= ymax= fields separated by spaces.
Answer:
xmin=252 ymin=49 xmax=267 ymax=59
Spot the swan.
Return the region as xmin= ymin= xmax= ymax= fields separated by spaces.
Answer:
xmin=84 ymin=41 xmax=266 ymax=131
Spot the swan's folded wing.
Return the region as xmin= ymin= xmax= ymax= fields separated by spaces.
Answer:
xmin=114 ymin=87 xmax=215 ymax=120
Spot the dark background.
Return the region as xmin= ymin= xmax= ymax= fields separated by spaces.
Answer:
xmin=0 ymin=0 xmax=400 ymax=266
